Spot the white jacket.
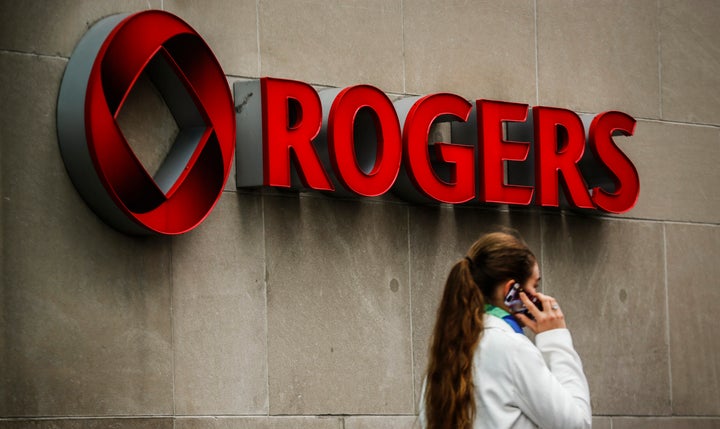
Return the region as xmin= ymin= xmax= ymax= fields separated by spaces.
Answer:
xmin=420 ymin=314 xmax=591 ymax=429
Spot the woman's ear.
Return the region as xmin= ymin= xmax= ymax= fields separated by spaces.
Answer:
xmin=494 ymin=279 xmax=515 ymax=303
xmin=502 ymin=279 xmax=516 ymax=297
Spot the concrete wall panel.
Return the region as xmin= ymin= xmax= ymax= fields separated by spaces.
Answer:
xmin=258 ymin=0 xmax=404 ymax=92
xmin=403 ymin=0 xmax=536 ymax=103
xmin=666 ymin=223 xmax=720 ymax=416
xmin=0 ymin=1 xmax=161 ymax=57
xmin=172 ymin=194 xmax=268 ymax=415
xmin=175 ymin=417 xmax=342 ymax=429
xmin=165 ymin=0 xmax=259 ymax=77
xmin=0 ymin=419 xmax=173 ymax=429
xmin=264 ymin=195 xmax=413 ymax=414
xmin=660 ymin=0 xmax=720 ymax=125
xmin=619 ymin=120 xmax=720 ymax=223
xmin=593 ymin=417 xmax=612 ymax=429
xmin=537 ymin=0 xmax=660 ymax=118
xmin=613 ymin=417 xmax=720 ymax=429
xmin=0 ymin=52 xmax=173 ymax=416
xmin=344 ymin=416 xmax=417 ymax=429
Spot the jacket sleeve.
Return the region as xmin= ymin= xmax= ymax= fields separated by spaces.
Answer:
xmin=509 ymin=328 xmax=591 ymax=429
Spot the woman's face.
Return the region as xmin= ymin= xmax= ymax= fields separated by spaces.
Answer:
xmin=521 ymin=262 xmax=541 ymax=295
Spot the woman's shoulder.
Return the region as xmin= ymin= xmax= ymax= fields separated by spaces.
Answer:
xmin=476 ymin=322 xmax=541 ymax=382
xmin=483 ymin=325 xmax=534 ymax=349
xmin=481 ymin=318 xmax=540 ymax=359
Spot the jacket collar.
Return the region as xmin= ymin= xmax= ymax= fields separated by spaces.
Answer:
xmin=484 ymin=313 xmax=518 ymax=333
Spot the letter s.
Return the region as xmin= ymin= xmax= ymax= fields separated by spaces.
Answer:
xmin=588 ymin=111 xmax=640 ymax=214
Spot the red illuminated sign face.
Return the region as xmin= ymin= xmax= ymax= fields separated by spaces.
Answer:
xmin=235 ymin=78 xmax=639 ymax=214
xmin=59 ymin=11 xmax=639 ymax=236
xmin=57 ymin=11 xmax=235 ymax=235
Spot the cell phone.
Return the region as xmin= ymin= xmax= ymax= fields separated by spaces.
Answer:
xmin=503 ymin=282 xmax=542 ymax=319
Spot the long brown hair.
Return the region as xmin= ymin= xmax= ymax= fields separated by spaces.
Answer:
xmin=423 ymin=230 xmax=537 ymax=429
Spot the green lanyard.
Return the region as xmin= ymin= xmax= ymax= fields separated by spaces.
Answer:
xmin=485 ymin=304 xmax=512 ymax=319
xmin=485 ymin=304 xmax=524 ymax=334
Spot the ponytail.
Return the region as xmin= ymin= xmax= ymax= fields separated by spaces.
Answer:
xmin=424 ymin=257 xmax=485 ymax=429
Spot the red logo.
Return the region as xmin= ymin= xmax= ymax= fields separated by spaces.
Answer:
xmin=57 ymin=11 xmax=235 ymax=235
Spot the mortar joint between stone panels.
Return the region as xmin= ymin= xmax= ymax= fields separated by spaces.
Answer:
xmin=407 ymin=204 xmax=417 ymax=413
xmin=400 ymin=0 xmax=406 ymax=94
xmin=0 ymin=416 xmax=176 ymax=421
xmin=542 ymin=210 xmax=720 ymax=228
xmin=255 ymin=0 xmax=261 ymax=76
xmin=539 ymin=212 xmax=546 ymax=294
xmin=0 ymin=48 xmax=69 ymax=61
xmin=261 ymin=193 xmax=271 ymax=415
xmin=633 ymin=116 xmax=720 ymax=129
xmin=533 ymin=0 xmax=539 ymax=106
xmin=662 ymin=222 xmax=673 ymax=414
xmin=169 ymin=227 xmax=176 ymax=417
xmin=656 ymin=0 xmax=663 ymax=120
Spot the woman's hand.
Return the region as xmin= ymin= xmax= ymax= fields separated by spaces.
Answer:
xmin=514 ymin=292 xmax=567 ymax=334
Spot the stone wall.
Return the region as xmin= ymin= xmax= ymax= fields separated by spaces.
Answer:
xmin=1 ymin=1 xmax=719 ymax=428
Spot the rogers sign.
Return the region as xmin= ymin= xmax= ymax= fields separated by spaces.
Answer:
xmin=57 ymin=10 xmax=639 ymax=236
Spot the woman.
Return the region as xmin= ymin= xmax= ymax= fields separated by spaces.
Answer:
xmin=420 ymin=231 xmax=591 ymax=429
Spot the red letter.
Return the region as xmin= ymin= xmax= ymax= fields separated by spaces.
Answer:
xmin=327 ymin=85 xmax=402 ymax=197
xmin=533 ymin=107 xmax=594 ymax=208
xmin=404 ymin=94 xmax=474 ymax=203
xmin=588 ymin=111 xmax=639 ymax=213
xmin=477 ymin=100 xmax=533 ymax=205
xmin=261 ymin=77 xmax=333 ymax=190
